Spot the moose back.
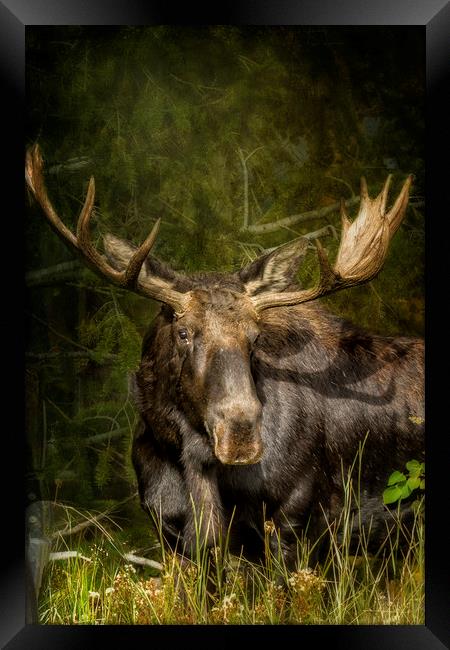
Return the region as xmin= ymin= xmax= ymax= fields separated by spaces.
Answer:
xmin=26 ymin=145 xmax=424 ymax=567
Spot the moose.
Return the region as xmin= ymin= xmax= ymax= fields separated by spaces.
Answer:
xmin=26 ymin=144 xmax=424 ymax=569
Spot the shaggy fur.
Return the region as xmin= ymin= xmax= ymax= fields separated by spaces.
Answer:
xmin=131 ymin=266 xmax=424 ymax=566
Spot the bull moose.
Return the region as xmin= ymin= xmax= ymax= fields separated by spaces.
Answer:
xmin=26 ymin=144 xmax=424 ymax=569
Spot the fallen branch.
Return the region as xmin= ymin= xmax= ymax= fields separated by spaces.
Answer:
xmin=50 ymin=494 xmax=137 ymax=540
xmin=49 ymin=551 xmax=92 ymax=562
xmin=48 ymin=156 xmax=91 ymax=175
xmin=51 ymin=510 xmax=113 ymax=539
xmin=85 ymin=427 xmax=129 ymax=444
xmin=237 ymin=148 xmax=249 ymax=230
xmin=237 ymin=146 xmax=265 ymax=230
xmin=26 ymin=261 xmax=82 ymax=287
xmin=123 ymin=553 xmax=163 ymax=571
xmin=26 ymin=350 xmax=117 ymax=362
xmin=241 ymin=196 xmax=360 ymax=234
xmin=280 ymin=224 xmax=335 ymax=242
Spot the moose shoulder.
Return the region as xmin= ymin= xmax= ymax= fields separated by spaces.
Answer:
xmin=26 ymin=145 xmax=424 ymax=567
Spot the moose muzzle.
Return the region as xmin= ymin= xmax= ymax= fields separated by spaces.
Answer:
xmin=204 ymin=347 xmax=263 ymax=465
xmin=207 ymin=401 xmax=263 ymax=465
xmin=212 ymin=420 xmax=263 ymax=465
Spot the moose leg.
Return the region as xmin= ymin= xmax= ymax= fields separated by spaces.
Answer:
xmin=182 ymin=463 xmax=226 ymax=599
xmin=268 ymin=512 xmax=309 ymax=572
xmin=183 ymin=465 xmax=224 ymax=547
xmin=132 ymin=425 xmax=188 ymax=551
xmin=268 ymin=476 xmax=327 ymax=572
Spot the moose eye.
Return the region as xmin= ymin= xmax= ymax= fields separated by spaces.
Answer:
xmin=178 ymin=328 xmax=189 ymax=341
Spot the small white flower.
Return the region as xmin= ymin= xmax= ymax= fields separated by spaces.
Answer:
xmin=88 ymin=591 xmax=100 ymax=600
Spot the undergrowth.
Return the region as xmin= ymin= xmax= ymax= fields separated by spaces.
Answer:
xmin=38 ymin=457 xmax=424 ymax=625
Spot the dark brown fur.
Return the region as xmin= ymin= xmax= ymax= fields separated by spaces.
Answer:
xmin=131 ymin=268 xmax=424 ymax=565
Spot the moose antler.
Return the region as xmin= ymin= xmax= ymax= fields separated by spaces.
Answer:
xmin=25 ymin=144 xmax=190 ymax=314
xmin=251 ymin=174 xmax=413 ymax=312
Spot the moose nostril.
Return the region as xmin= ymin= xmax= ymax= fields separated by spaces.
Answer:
xmin=215 ymin=438 xmax=264 ymax=466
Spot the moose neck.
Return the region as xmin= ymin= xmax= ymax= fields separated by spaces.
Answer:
xmin=254 ymin=301 xmax=422 ymax=408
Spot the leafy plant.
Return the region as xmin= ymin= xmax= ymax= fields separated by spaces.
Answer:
xmin=383 ymin=460 xmax=425 ymax=505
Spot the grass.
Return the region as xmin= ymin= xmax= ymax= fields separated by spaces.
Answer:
xmin=38 ymin=458 xmax=425 ymax=625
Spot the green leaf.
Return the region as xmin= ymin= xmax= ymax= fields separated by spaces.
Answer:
xmin=400 ymin=482 xmax=413 ymax=499
xmin=387 ymin=471 xmax=406 ymax=486
xmin=407 ymin=476 xmax=420 ymax=490
xmin=406 ymin=459 xmax=422 ymax=474
xmin=383 ymin=485 xmax=404 ymax=505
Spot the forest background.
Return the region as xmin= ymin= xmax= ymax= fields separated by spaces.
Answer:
xmin=25 ymin=25 xmax=425 ymax=544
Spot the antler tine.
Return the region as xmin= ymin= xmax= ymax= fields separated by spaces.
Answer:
xmin=75 ymin=180 xmax=164 ymax=290
xmin=74 ymin=175 xmax=160 ymax=289
xmin=386 ymin=174 xmax=413 ymax=236
xmin=25 ymin=144 xmax=79 ymax=250
xmin=251 ymin=175 xmax=412 ymax=313
xmin=360 ymin=176 xmax=369 ymax=200
xmin=25 ymin=144 xmax=190 ymax=314
xmin=378 ymin=174 xmax=392 ymax=214
xmin=124 ymin=218 xmax=161 ymax=288
xmin=75 ymin=176 xmax=122 ymax=283
xmin=26 ymin=144 xmax=123 ymax=285
xmin=251 ymin=240 xmax=339 ymax=311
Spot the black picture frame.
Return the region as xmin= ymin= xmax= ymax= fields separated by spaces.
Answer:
xmin=2 ymin=1 xmax=449 ymax=648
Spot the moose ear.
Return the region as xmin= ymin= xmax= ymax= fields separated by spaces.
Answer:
xmin=239 ymin=237 xmax=309 ymax=296
xmin=103 ymin=233 xmax=182 ymax=286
